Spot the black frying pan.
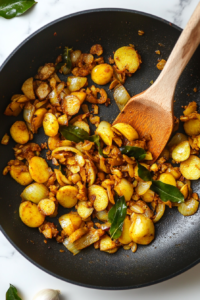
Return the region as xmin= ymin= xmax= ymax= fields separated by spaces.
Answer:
xmin=0 ymin=8 xmax=200 ymax=290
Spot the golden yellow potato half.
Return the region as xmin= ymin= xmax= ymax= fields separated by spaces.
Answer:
xmin=180 ymin=155 xmax=200 ymax=180
xmin=29 ymin=156 xmax=50 ymax=183
xmin=100 ymin=235 xmax=117 ymax=251
xmin=129 ymin=214 xmax=155 ymax=245
xmin=71 ymin=91 xmax=86 ymax=104
xmin=91 ymin=64 xmax=113 ymax=85
xmin=112 ymin=123 xmax=139 ymax=141
xmin=114 ymin=178 xmax=133 ymax=201
xmin=10 ymin=165 xmax=33 ymax=186
xmin=19 ymin=201 xmax=45 ymax=228
xmin=77 ymin=201 xmax=94 ymax=219
xmin=114 ymin=46 xmax=141 ymax=73
xmin=10 ymin=121 xmax=29 ymax=144
xmin=159 ymin=173 xmax=176 ymax=186
xmin=96 ymin=121 xmax=114 ymax=146
xmin=43 ymin=113 xmax=59 ymax=137
xmin=59 ymin=212 xmax=82 ymax=236
xmin=88 ymin=185 xmax=108 ymax=211
xmin=56 ymin=186 xmax=78 ymax=208
xmin=21 ymin=77 xmax=35 ymax=99
xmin=141 ymin=189 xmax=155 ymax=203
xmin=172 ymin=141 xmax=190 ymax=162
xmin=184 ymin=119 xmax=200 ymax=136
xmin=118 ymin=216 xmax=132 ymax=244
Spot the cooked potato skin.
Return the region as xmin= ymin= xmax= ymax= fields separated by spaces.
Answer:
xmin=96 ymin=121 xmax=114 ymax=146
xmin=21 ymin=77 xmax=35 ymax=99
xmin=180 ymin=155 xmax=200 ymax=180
xmin=62 ymin=95 xmax=81 ymax=116
xmin=184 ymin=119 xmax=200 ymax=136
xmin=88 ymin=185 xmax=108 ymax=211
xmin=77 ymin=201 xmax=94 ymax=219
xmin=118 ymin=216 xmax=132 ymax=244
xmin=172 ymin=141 xmax=190 ymax=162
xmin=113 ymin=123 xmax=139 ymax=141
xmin=38 ymin=199 xmax=56 ymax=216
xmin=43 ymin=113 xmax=59 ymax=137
xmin=91 ymin=64 xmax=113 ymax=85
xmin=114 ymin=46 xmax=141 ymax=73
xmin=114 ymin=178 xmax=133 ymax=201
xmin=10 ymin=121 xmax=29 ymax=144
xmin=10 ymin=165 xmax=33 ymax=186
xmin=19 ymin=201 xmax=45 ymax=227
xmin=129 ymin=214 xmax=155 ymax=245
xmin=56 ymin=186 xmax=78 ymax=208
xmin=29 ymin=156 xmax=50 ymax=183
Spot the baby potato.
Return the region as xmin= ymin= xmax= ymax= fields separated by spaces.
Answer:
xmin=96 ymin=121 xmax=114 ymax=146
xmin=141 ymin=189 xmax=155 ymax=203
xmin=129 ymin=214 xmax=155 ymax=245
xmin=183 ymin=101 xmax=197 ymax=116
xmin=10 ymin=121 xmax=29 ymax=144
xmin=135 ymin=181 xmax=152 ymax=196
xmin=29 ymin=156 xmax=50 ymax=183
xmin=77 ymin=201 xmax=94 ymax=219
xmin=118 ymin=216 xmax=132 ymax=244
xmin=43 ymin=113 xmax=59 ymax=137
xmin=178 ymin=199 xmax=199 ymax=216
xmin=32 ymin=108 xmax=47 ymax=132
xmin=172 ymin=141 xmax=190 ymax=162
xmin=114 ymin=178 xmax=133 ymax=201
xmin=10 ymin=165 xmax=33 ymax=186
xmin=71 ymin=91 xmax=86 ymax=104
xmin=184 ymin=119 xmax=200 ymax=136
xmin=88 ymin=185 xmax=108 ymax=211
xmin=159 ymin=173 xmax=176 ymax=186
xmin=62 ymin=95 xmax=81 ymax=116
xmin=91 ymin=64 xmax=113 ymax=85
xmin=73 ymin=120 xmax=90 ymax=134
xmin=21 ymin=183 xmax=49 ymax=203
xmin=114 ymin=46 xmax=141 ymax=73
xmin=48 ymin=135 xmax=73 ymax=150
xmin=113 ymin=123 xmax=139 ymax=141
xmin=19 ymin=201 xmax=45 ymax=228
xmin=59 ymin=212 xmax=82 ymax=236
xmin=38 ymin=199 xmax=55 ymax=216
xmin=100 ymin=235 xmax=116 ymax=251
xmin=56 ymin=185 xmax=78 ymax=208
xmin=21 ymin=77 xmax=35 ymax=99
xmin=180 ymin=155 xmax=200 ymax=180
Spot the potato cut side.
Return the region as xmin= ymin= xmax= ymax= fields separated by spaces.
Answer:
xmin=32 ymin=108 xmax=47 ymax=132
xmin=129 ymin=214 xmax=155 ymax=245
xmin=10 ymin=165 xmax=33 ymax=186
xmin=77 ymin=201 xmax=94 ymax=219
xmin=21 ymin=77 xmax=35 ymax=99
xmin=67 ymin=76 xmax=87 ymax=92
xmin=113 ymin=123 xmax=138 ymax=141
xmin=88 ymin=185 xmax=109 ymax=211
xmin=59 ymin=212 xmax=82 ymax=236
xmin=141 ymin=189 xmax=155 ymax=203
xmin=19 ymin=201 xmax=45 ymax=228
xmin=100 ymin=235 xmax=116 ymax=251
xmin=118 ymin=216 xmax=132 ymax=244
xmin=114 ymin=178 xmax=133 ymax=201
xmin=71 ymin=92 xmax=86 ymax=104
xmin=184 ymin=119 xmax=200 ymax=136
xmin=159 ymin=173 xmax=176 ymax=186
xmin=96 ymin=121 xmax=114 ymax=146
xmin=29 ymin=156 xmax=50 ymax=183
xmin=38 ymin=199 xmax=56 ymax=216
xmin=135 ymin=181 xmax=152 ymax=196
xmin=172 ymin=141 xmax=190 ymax=162
xmin=180 ymin=155 xmax=200 ymax=180
xmin=62 ymin=95 xmax=81 ymax=116
xmin=56 ymin=186 xmax=78 ymax=208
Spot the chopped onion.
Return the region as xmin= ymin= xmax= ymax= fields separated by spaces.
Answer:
xmin=96 ymin=210 xmax=108 ymax=221
xmin=23 ymin=101 xmax=35 ymax=123
xmin=113 ymin=85 xmax=131 ymax=111
xmin=71 ymin=50 xmax=81 ymax=65
xmin=67 ymin=76 xmax=87 ymax=92
xmin=20 ymin=183 xmax=49 ymax=204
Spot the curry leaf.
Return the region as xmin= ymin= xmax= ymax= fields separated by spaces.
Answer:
xmin=137 ymin=162 xmax=152 ymax=181
xmin=6 ymin=284 xmax=22 ymax=300
xmin=108 ymin=193 xmax=127 ymax=240
xmin=55 ymin=47 xmax=72 ymax=74
xmin=151 ymin=181 xmax=184 ymax=203
xmin=119 ymin=146 xmax=146 ymax=160
xmin=60 ymin=124 xmax=107 ymax=157
xmin=0 ymin=0 xmax=37 ymax=19
xmin=59 ymin=164 xmax=65 ymax=175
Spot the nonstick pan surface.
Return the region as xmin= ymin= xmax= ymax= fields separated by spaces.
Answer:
xmin=0 ymin=8 xmax=200 ymax=290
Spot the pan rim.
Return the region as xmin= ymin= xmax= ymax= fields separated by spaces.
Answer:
xmin=0 ymin=7 xmax=199 ymax=290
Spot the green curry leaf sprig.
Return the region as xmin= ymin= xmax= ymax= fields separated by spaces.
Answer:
xmin=55 ymin=47 xmax=72 ymax=75
xmin=0 ymin=0 xmax=37 ymax=19
xmin=6 ymin=285 xmax=22 ymax=300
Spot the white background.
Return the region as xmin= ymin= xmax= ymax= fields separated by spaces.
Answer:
xmin=0 ymin=0 xmax=200 ymax=299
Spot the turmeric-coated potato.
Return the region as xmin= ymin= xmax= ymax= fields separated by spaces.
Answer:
xmin=71 ymin=91 xmax=86 ymax=104
xmin=48 ymin=135 xmax=72 ymax=150
xmin=118 ymin=216 xmax=132 ymax=244
xmin=135 ymin=181 xmax=152 ymax=196
xmin=10 ymin=121 xmax=29 ymax=144
xmin=62 ymin=95 xmax=81 ymax=116
xmin=167 ymin=132 xmax=188 ymax=150
xmin=10 ymin=165 xmax=33 ymax=186
xmin=180 ymin=155 xmax=200 ymax=180
xmin=59 ymin=212 xmax=82 ymax=236
xmin=56 ymin=185 xmax=78 ymax=208
xmin=129 ymin=214 xmax=155 ymax=245
xmin=29 ymin=156 xmax=50 ymax=183
xmin=21 ymin=77 xmax=35 ymax=99
xmin=67 ymin=76 xmax=87 ymax=92
xmin=19 ymin=201 xmax=45 ymax=228
xmin=77 ymin=201 xmax=94 ymax=219
xmin=114 ymin=178 xmax=133 ymax=201
xmin=172 ymin=141 xmax=190 ymax=162
xmin=114 ymin=46 xmax=141 ymax=73
xmin=32 ymin=108 xmax=47 ymax=132
xmin=96 ymin=121 xmax=114 ymax=146
xmin=88 ymin=185 xmax=108 ymax=211
xmin=100 ymin=235 xmax=116 ymax=251
xmin=38 ymin=199 xmax=56 ymax=216
xmin=113 ymin=123 xmax=139 ymax=141
xmin=141 ymin=189 xmax=155 ymax=203
xmin=159 ymin=173 xmax=176 ymax=186
xmin=43 ymin=113 xmax=59 ymax=137
xmin=21 ymin=183 xmax=49 ymax=203
xmin=184 ymin=119 xmax=200 ymax=136
xmin=178 ymin=199 xmax=199 ymax=216
xmin=91 ymin=64 xmax=113 ymax=85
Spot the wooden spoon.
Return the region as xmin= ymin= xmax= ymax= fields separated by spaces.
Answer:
xmin=114 ymin=2 xmax=200 ymax=162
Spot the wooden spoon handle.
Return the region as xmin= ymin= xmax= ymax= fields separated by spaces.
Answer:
xmin=149 ymin=2 xmax=200 ymax=110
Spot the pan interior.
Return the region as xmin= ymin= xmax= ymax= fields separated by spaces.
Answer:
xmin=0 ymin=9 xmax=200 ymax=289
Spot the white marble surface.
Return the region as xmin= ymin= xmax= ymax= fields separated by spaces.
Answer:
xmin=1 ymin=0 xmax=200 ymax=299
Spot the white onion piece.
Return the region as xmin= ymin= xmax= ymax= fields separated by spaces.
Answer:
xmin=20 ymin=183 xmax=49 ymax=204
xmin=33 ymin=289 xmax=60 ymax=300
xmin=113 ymin=85 xmax=131 ymax=111
xmin=71 ymin=50 xmax=81 ymax=65
xmin=23 ymin=102 xmax=35 ymax=123
xmin=67 ymin=76 xmax=87 ymax=92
